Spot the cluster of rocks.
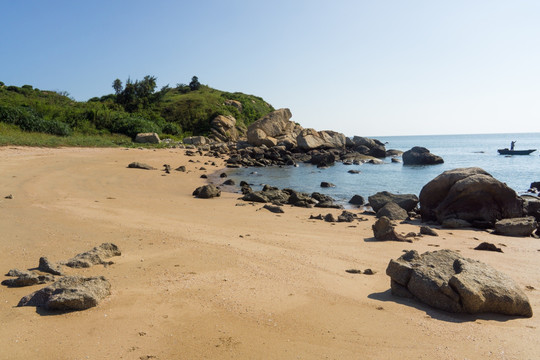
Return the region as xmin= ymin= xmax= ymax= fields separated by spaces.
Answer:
xmin=386 ymin=249 xmax=532 ymax=317
xmin=309 ymin=210 xmax=361 ymax=223
xmin=2 ymin=243 xmax=120 ymax=311
xmin=239 ymin=184 xmax=343 ymax=209
xmin=368 ymin=191 xmax=419 ymax=221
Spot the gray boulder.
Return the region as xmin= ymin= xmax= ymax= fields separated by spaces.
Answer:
xmin=183 ymin=136 xmax=212 ymax=146
xmin=402 ymin=146 xmax=443 ymax=165
xmin=246 ymin=109 xmax=301 ymax=148
xmin=376 ymin=202 xmax=408 ymax=220
xmin=420 ymin=167 xmax=523 ymax=226
xmin=494 ymin=217 xmax=537 ymax=237
xmin=193 ymin=184 xmax=221 ymax=199
xmin=348 ymin=194 xmax=365 ymax=206
xmin=386 ymin=249 xmax=532 ymax=317
xmin=2 ymin=269 xmax=55 ymax=287
xmin=351 ymin=136 xmax=387 ymax=158
xmin=134 ymin=132 xmax=160 ymax=144
xmin=297 ymin=129 xmax=347 ymax=150
xmin=18 ymin=276 xmax=111 ymax=311
xmin=368 ymin=191 xmax=419 ymax=212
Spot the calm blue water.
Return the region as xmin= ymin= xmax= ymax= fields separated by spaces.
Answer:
xmin=226 ymin=133 xmax=540 ymax=203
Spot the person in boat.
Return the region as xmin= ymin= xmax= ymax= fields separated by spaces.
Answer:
xmin=511 ymin=141 xmax=516 ymax=150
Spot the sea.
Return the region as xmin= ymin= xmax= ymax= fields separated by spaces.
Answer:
xmin=224 ymin=132 xmax=540 ymax=204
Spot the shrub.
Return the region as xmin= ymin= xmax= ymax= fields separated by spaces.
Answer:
xmin=162 ymin=122 xmax=181 ymax=135
xmin=110 ymin=116 xmax=161 ymax=139
xmin=0 ymin=105 xmax=72 ymax=136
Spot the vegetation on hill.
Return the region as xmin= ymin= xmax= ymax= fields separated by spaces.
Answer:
xmin=0 ymin=76 xmax=274 ymax=146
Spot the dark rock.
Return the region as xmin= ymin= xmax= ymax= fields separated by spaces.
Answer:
xmin=376 ymin=202 xmax=408 ymax=220
xmin=348 ymin=169 xmax=361 ymax=174
xmin=474 ymin=242 xmax=503 ymax=252
xmin=419 ymin=167 xmax=523 ymax=226
xmin=310 ymin=152 xmax=335 ymax=167
xmin=38 ymin=257 xmax=63 ymax=276
xmin=5 ymin=194 xmax=13 ymax=199
xmin=222 ymin=179 xmax=235 ymax=186
xmin=324 ymin=213 xmax=336 ymax=222
xmin=419 ymin=226 xmax=438 ymax=236
xmin=193 ymin=184 xmax=221 ymax=199
xmin=391 ymin=158 xmax=401 ymax=163
xmin=386 ymin=249 xmax=532 ymax=317
xmin=65 ymin=243 xmax=121 ymax=268
xmin=18 ymin=276 xmax=111 ymax=311
xmin=402 ymin=146 xmax=444 ymax=165
xmin=263 ymin=204 xmax=285 ymax=213
xmin=337 ymin=210 xmax=356 ymax=222
xmin=494 ymin=217 xmax=537 ymax=237
xmin=199 ymin=167 xmax=207 ymax=171
xmin=309 ymin=214 xmax=324 ymax=220
xmin=530 ymin=181 xmax=540 ymax=191
xmin=127 ymin=162 xmax=156 ymax=170
xmin=345 ymin=269 xmax=362 ymax=274
xmin=363 ymin=269 xmax=375 ymax=275
xmin=240 ymin=184 xmax=252 ymax=194
xmin=348 ymin=195 xmax=365 ymax=206
xmin=200 ymin=174 xmax=208 ymax=179
xmin=368 ymin=191 xmax=419 ymax=212
xmin=220 ymin=172 xmax=228 ymax=178
xmin=175 ymin=166 xmax=186 ymax=172
xmin=320 ymin=181 xmax=336 ymax=188
xmin=372 ymin=216 xmax=411 ymax=242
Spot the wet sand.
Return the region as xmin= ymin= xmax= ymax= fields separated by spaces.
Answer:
xmin=0 ymin=146 xmax=539 ymax=359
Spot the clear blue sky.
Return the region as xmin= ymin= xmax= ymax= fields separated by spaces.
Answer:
xmin=1 ymin=0 xmax=539 ymax=136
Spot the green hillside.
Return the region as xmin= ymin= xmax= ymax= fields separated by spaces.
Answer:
xmin=0 ymin=77 xmax=274 ymax=146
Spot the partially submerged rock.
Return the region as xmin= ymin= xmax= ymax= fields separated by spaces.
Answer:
xmin=18 ymin=276 xmax=111 ymax=311
xmin=386 ymin=249 xmax=532 ymax=317
xmin=402 ymin=146 xmax=444 ymax=165
xmin=64 ymin=243 xmax=121 ymax=268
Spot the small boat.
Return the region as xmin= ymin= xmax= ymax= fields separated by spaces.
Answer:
xmin=497 ymin=148 xmax=536 ymax=155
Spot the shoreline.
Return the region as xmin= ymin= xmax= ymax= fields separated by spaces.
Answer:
xmin=1 ymin=146 xmax=539 ymax=359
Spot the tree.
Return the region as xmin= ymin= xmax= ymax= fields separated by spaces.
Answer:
xmin=112 ymin=79 xmax=123 ymax=95
xmin=189 ymin=76 xmax=201 ymax=91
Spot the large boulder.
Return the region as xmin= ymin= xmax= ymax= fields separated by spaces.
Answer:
xmin=386 ymin=249 xmax=532 ymax=317
xmin=296 ymin=129 xmax=347 ymax=150
xmin=368 ymin=191 xmax=418 ymax=212
xmin=18 ymin=276 xmax=111 ymax=311
xmin=402 ymin=146 xmax=443 ymax=165
xmin=134 ymin=132 xmax=160 ymax=144
xmin=210 ymin=115 xmax=239 ymax=142
xmin=494 ymin=217 xmax=537 ymax=237
xmin=419 ymin=168 xmax=523 ymax=225
xmin=309 ymin=152 xmax=336 ymax=167
xmin=246 ymin=109 xmax=302 ymax=148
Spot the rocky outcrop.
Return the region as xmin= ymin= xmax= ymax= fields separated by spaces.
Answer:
xmin=494 ymin=217 xmax=537 ymax=237
xmin=38 ymin=257 xmax=63 ymax=276
xmin=183 ymin=136 xmax=212 ymax=146
xmin=246 ymin=109 xmax=301 ymax=148
xmin=372 ymin=216 xmax=410 ymax=242
xmin=193 ymin=184 xmax=221 ymax=199
xmin=386 ymin=249 xmax=532 ymax=317
xmin=368 ymin=191 xmax=419 ymax=212
xmin=296 ymin=129 xmax=347 ymax=150
xmin=224 ymin=99 xmax=243 ymax=112
xmin=65 ymin=243 xmax=121 ymax=268
xmin=210 ymin=115 xmax=239 ymax=142
xmin=18 ymin=276 xmax=111 ymax=311
xmin=240 ymin=185 xmax=342 ymax=209
xmin=310 ymin=152 xmax=336 ymax=167
xmin=402 ymin=147 xmax=443 ymax=165
xmin=134 ymin=132 xmax=160 ymax=144
xmin=419 ymin=168 xmax=523 ymax=226
xmin=351 ymin=137 xmax=387 ymax=158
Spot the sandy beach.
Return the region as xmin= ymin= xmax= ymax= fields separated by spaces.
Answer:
xmin=0 ymin=146 xmax=539 ymax=360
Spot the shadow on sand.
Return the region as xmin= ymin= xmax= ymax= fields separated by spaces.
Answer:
xmin=368 ymin=289 xmax=521 ymax=323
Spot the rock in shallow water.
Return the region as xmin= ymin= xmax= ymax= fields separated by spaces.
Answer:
xmin=386 ymin=249 xmax=532 ymax=317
